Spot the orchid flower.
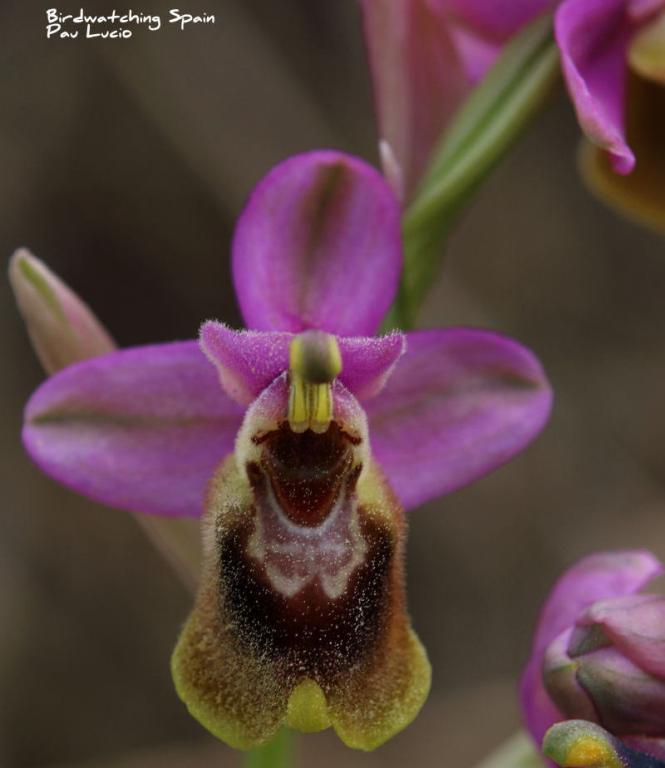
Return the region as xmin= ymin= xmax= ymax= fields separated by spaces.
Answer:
xmin=521 ymin=549 xmax=665 ymax=765
xmin=20 ymin=150 xmax=551 ymax=750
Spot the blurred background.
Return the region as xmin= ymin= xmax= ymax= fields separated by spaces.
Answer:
xmin=3 ymin=1 xmax=665 ymax=766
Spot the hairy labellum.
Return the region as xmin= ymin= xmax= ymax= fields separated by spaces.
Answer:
xmin=171 ymin=374 xmax=430 ymax=750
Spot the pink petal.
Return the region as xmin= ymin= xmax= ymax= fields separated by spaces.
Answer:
xmin=520 ymin=550 xmax=664 ymax=748
xmin=448 ymin=23 xmax=502 ymax=82
xmin=23 ymin=342 xmax=244 ymax=518
xmin=628 ymin=0 xmax=665 ymax=24
xmin=200 ymin=322 xmax=406 ymax=404
xmin=338 ymin=333 xmax=406 ymax=400
xmin=233 ymin=151 xmax=402 ymax=337
xmin=360 ymin=0 xmax=469 ymax=200
xmin=555 ymin=0 xmax=635 ymax=174
xmin=200 ymin=322 xmax=291 ymax=405
xmin=580 ymin=595 xmax=665 ymax=679
xmin=365 ymin=328 xmax=552 ymax=510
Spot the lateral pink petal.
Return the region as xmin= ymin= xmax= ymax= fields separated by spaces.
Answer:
xmin=232 ymin=150 xmax=402 ymax=336
xmin=361 ymin=0 xmax=470 ymax=199
xmin=23 ymin=342 xmax=244 ymax=518
xmin=337 ymin=333 xmax=406 ymax=400
xmin=365 ymin=328 xmax=552 ymax=510
xmin=200 ymin=322 xmax=291 ymax=405
xmin=520 ymin=550 xmax=664 ymax=748
xmin=556 ymin=0 xmax=635 ymax=173
xmin=200 ymin=322 xmax=406 ymax=403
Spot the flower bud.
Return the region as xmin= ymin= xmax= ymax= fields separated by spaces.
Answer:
xmin=9 ymin=248 xmax=114 ymax=374
xmin=10 ymin=249 xmax=200 ymax=588
xmin=543 ymin=595 xmax=665 ymax=747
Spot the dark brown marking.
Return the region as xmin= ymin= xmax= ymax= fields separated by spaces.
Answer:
xmin=218 ymin=513 xmax=393 ymax=685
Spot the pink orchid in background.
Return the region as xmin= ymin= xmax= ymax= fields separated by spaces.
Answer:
xmin=21 ymin=150 xmax=551 ymax=749
xmin=521 ymin=549 xmax=665 ymax=765
xmin=360 ymin=0 xmax=471 ymax=201
xmin=361 ymin=0 xmax=552 ymax=202
xmin=361 ymin=0 xmax=665 ymax=229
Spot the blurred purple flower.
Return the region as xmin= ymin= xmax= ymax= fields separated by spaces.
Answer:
xmin=21 ymin=150 xmax=551 ymax=748
xmin=360 ymin=0 xmax=471 ymax=201
xmin=521 ymin=549 xmax=665 ymax=763
xmin=440 ymin=0 xmax=643 ymax=169
xmin=361 ymin=1 xmax=665 ymax=228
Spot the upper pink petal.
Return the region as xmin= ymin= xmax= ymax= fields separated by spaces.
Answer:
xmin=555 ymin=0 xmax=635 ymax=174
xmin=232 ymin=150 xmax=402 ymax=337
xmin=361 ymin=0 xmax=470 ymax=199
xmin=23 ymin=342 xmax=244 ymax=518
xmin=365 ymin=328 xmax=552 ymax=510
xmin=520 ymin=550 xmax=664 ymax=748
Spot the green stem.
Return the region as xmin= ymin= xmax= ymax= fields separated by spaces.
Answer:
xmin=243 ymin=729 xmax=294 ymax=768
xmin=405 ymin=14 xmax=559 ymax=235
xmin=472 ymin=731 xmax=545 ymax=768
xmin=390 ymin=13 xmax=560 ymax=327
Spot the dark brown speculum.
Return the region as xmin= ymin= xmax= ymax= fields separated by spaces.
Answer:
xmin=219 ymin=511 xmax=392 ymax=681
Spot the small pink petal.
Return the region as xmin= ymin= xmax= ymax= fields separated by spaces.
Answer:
xmin=337 ymin=333 xmax=406 ymax=400
xmin=200 ymin=322 xmax=406 ymax=404
xmin=200 ymin=322 xmax=291 ymax=405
